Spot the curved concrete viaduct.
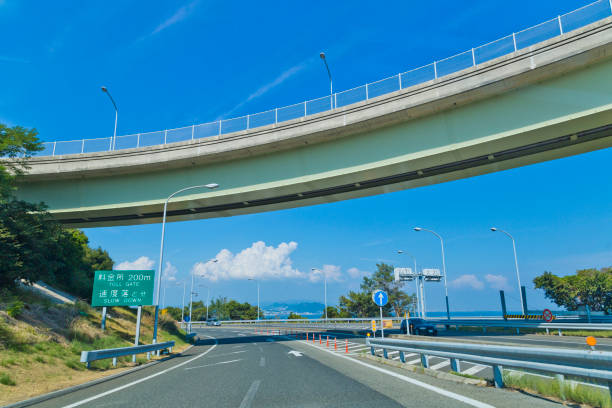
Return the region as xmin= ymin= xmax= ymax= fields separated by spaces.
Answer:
xmin=16 ymin=18 xmax=612 ymax=227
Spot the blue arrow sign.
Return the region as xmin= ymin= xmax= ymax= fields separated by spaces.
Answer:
xmin=184 ymin=316 xmax=190 ymax=322
xmin=372 ymin=290 xmax=388 ymax=307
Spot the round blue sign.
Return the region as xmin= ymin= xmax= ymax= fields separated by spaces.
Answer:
xmin=372 ymin=290 xmax=388 ymax=307
xmin=184 ymin=316 xmax=190 ymax=322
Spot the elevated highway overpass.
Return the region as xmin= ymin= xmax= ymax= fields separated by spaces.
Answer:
xmin=16 ymin=16 xmax=612 ymax=227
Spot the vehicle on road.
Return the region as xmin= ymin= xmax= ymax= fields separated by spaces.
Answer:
xmin=401 ymin=318 xmax=438 ymax=336
xmin=206 ymin=318 xmax=221 ymax=326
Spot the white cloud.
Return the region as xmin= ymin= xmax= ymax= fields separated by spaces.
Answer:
xmin=192 ymin=241 xmax=304 ymax=282
xmin=347 ymin=267 xmax=368 ymax=279
xmin=151 ymin=1 xmax=198 ymax=36
xmin=449 ymin=274 xmax=484 ymax=290
xmin=163 ymin=262 xmax=177 ymax=282
xmin=485 ymin=274 xmax=510 ymax=290
xmin=310 ymin=265 xmax=343 ymax=283
xmin=222 ymin=62 xmax=308 ymax=117
xmin=115 ymin=256 xmax=155 ymax=271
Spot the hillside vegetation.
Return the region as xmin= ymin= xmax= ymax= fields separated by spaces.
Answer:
xmin=0 ymin=288 xmax=189 ymax=405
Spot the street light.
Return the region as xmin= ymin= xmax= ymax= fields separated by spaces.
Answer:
xmin=248 ymin=278 xmax=260 ymax=320
xmin=100 ymin=86 xmax=118 ymax=150
xmin=319 ymin=52 xmax=333 ymax=109
xmin=312 ymin=268 xmax=327 ymax=321
xmin=414 ymin=227 xmax=450 ymax=320
xmin=190 ymin=259 xmax=216 ymax=332
xmin=491 ymin=227 xmax=525 ymax=315
xmin=177 ymin=281 xmax=186 ymax=322
xmin=397 ymin=250 xmax=424 ymax=318
xmin=152 ymin=183 xmax=219 ymax=344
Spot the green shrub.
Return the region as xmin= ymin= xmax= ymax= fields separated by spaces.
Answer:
xmin=7 ymin=300 xmax=24 ymax=318
xmin=0 ymin=372 xmax=16 ymax=386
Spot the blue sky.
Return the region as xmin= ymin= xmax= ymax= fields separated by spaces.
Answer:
xmin=2 ymin=1 xmax=610 ymax=314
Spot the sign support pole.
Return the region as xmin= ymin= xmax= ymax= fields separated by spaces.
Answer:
xmin=133 ymin=306 xmax=142 ymax=363
xmin=380 ymin=306 xmax=384 ymax=338
xmin=101 ymin=307 xmax=107 ymax=331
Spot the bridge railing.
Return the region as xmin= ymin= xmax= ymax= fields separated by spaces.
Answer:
xmin=35 ymin=0 xmax=612 ymax=157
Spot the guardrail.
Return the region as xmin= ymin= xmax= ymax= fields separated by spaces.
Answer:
xmin=80 ymin=341 xmax=175 ymax=368
xmin=366 ymin=337 xmax=612 ymax=397
xmin=193 ymin=317 xmax=612 ymax=334
xmin=33 ymin=0 xmax=612 ymax=157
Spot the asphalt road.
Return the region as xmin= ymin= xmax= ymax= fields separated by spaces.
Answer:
xmin=22 ymin=328 xmax=564 ymax=408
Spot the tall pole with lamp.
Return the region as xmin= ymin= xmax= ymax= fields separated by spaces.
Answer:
xmin=491 ymin=227 xmax=525 ymax=315
xmin=152 ymin=183 xmax=219 ymax=346
xmin=414 ymin=227 xmax=450 ymax=320
xmin=319 ymin=53 xmax=333 ymax=109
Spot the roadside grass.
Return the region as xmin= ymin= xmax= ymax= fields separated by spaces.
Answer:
xmin=543 ymin=330 xmax=612 ymax=338
xmin=503 ymin=370 xmax=611 ymax=408
xmin=449 ymin=370 xmax=482 ymax=380
xmin=0 ymin=288 xmax=190 ymax=405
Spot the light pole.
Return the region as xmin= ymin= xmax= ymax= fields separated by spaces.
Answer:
xmin=248 ymin=278 xmax=260 ymax=320
xmin=319 ymin=52 xmax=333 ymax=109
xmin=312 ymin=268 xmax=327 ymax=321
xmin=190 ymin=259 xmax=217 ymax=332
xmin=397 ymin=250 xmax=424 ymax=318
xmin=152 ymin=183 xmax=219 ymax=345
xmin=179 ymin=281 xmax=186 ymax=322
xmin=100 ymin=86 xmax=118 ymax=150
xmin=491 ymin=227 xmax=525 ymax=315
xmin=414 ymin=227 xmax=450 ymax=320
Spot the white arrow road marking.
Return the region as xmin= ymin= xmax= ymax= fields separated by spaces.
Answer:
xmin=185 ymin=359 xmax=242 ymax=370
xmin=288 ymin=350 xmax=303 ymax=357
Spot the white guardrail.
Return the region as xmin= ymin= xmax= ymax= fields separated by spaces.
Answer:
xmin=34 ymin=0 xmax=612 ymax=157
xmin=366 ymin=337 xmax=612 ymax=398
xmin=80 ymin=341 xmax=175 ymax=369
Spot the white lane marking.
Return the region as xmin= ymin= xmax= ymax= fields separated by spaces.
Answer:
xmin=239 ymin=380 xmax=261 ymax=408
xmin=288 ymin=350 xmax=303 ymax=357
xmin=259 ymin=356 xmax=265 ymax=367
xmin=462 ymin=364 xmax=488 ymax=375
xmin=430 ymin=360 xmax=450 ymax=370
xmin=233 ymin=345 xmax=245 ymax=348
xmin=62 ymin=335 xmax=218 ymax=408
xmin=185 ymin=359 xmax=242 ymax=370
xmin=208 ymin=350 xmax=247 ymax=358
xmin=299 ymin=340 xmax=494 ymax=408
xmin=238 ymin=333 xmax=247 ymax=336
xmin=408 ymin=358 xmax=422 ymax=364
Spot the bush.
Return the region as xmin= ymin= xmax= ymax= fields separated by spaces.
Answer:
xmin=7 ymin=300 xmax=24 ymax=318
xmin=0 ymin=372 xmax=16 ymax=386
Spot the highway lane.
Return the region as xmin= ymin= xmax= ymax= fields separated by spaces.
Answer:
xmin=21 ymin=328 xmax=562 ymax=408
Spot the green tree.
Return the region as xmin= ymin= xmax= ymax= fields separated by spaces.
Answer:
xmin=321 ymin=306 xmax=346 ymax=318
xmin=287 ymin=312 xmax=305 ymax=319
xmin=533 ymin=268 xmax=611 ymax=313
xmin=361 ymin=263 xmax=417 ymax=316
xmin=0 ymin=124 xmax=42 ymax=199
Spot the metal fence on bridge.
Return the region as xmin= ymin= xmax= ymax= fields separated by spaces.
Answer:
xmin=35 ymin=0 xmax=612 ymax=157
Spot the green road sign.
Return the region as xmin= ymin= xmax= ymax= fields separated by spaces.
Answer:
xmin=91 ymin=270 xmax=155 ymax=307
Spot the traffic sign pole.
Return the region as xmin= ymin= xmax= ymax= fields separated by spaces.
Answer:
xmin=379 ymin=306 xmax=384 ymax=338
xmin=101 ymin=307 xmax=107 ymax=331
xmin=133 ymin=306 xmax=142 ymax=363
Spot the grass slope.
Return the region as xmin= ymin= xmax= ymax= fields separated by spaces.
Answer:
xmin=0 ymin=288 xmax=189 ymax=405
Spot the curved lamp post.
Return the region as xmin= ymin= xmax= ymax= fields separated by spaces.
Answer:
xmin=248 ymin=278 xmax=260 ymax=320
xmin=319 ymin=52 xmax=333 ymax=109
xmin=190 ymin=259 xmax=216 ymax=332
xmin=414 ymin=227 xmax=450 ymax=320
xmin=100 ymin=86 xmax=118 ymax=150
xmin=312 ymin=268 xmax=327 ymax=321
xmin=491 ymin=227 xmax=525 ymax=315
xmin=152 ymin=183 xmax=219 ymax=344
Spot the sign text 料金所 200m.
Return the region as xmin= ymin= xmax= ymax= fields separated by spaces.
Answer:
xmin=91 ymin=270 xmax=155 ymax=307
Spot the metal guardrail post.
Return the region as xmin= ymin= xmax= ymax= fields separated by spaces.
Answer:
xmin=558 ymin=16 xmax=563 ymax=35
xmin=493 ymin=365 xmax=504 ymax=388
xmin=450 ymin=358 xmax=460 ymax=372
xmin=556 ymin=374 xmax=566 ymax=400
xmin=399 ymin=351 xmax=405 ymax=363
xmin=433 ymin=61 xmax=438 ymax=79
xmin=365 ymin=83 xmax=369 ymax=100
xmin=81 ymin=139 xmax=85 ymax=154
xmin=246 ymin=115 xmax=250 ymax=130
xmin=191 ymin=125 xmax=195 ymax=140
xmin=52 ymin=141 xmax=56 ymax=156
xmin=137 ymin=133 xmax=140 ymax=148
xmin=398 ymin=73 xmax=402 ymax=90
xmin=512 ymin=33 xmax=517 ymax=51
xmin=420 ymin=354 xmax=429 ymax=368
xmin=383 ymin=348 xmax=388 ymax=359
xmin=471 ymin=48 xmax=476 ymax=66
xmin=164 ymin=129 xmax=167 ymax=145
xmin=371 ymin=347 xmax=375 ymax=356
